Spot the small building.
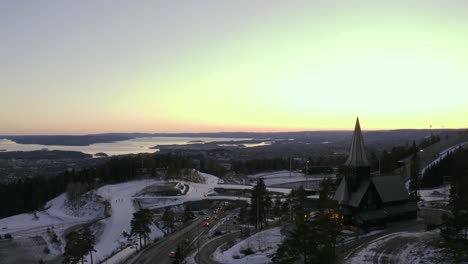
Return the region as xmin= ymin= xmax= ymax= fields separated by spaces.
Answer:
xmin=334 ymin=118 xmax=417 ymax=228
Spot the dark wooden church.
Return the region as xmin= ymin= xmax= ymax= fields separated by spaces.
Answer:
xmin=333 ymin=118 xmax=417 ymax=227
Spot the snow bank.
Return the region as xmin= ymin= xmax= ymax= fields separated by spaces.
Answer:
xmin=345 ymin=231 xmax=445 ymax=264
xmin=419 ymin=186 xmax=450 ymax=202
xmin=92 ymin=180 xmax=164 ymax=263
xmin=0 ymin=193 xmax=104 ymax=237
xmin=213 ymin=227 xmax=283 ymax=264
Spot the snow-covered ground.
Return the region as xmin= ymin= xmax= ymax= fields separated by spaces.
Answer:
xmin=0 ymin=192 xmax=106 ymax=263
xmin=0 ymin=171 xmax=292 ymax=264
xmin=92 ymin=180 xmax=165 ymax=263
xmin=216 ymin=184 xmax=291 ymax=195
xmin=344 ymin=231 xmax=446 ymax=264
xmin=101 ymin=172 xmax=224 ymax=263
xmin=213 ymin=227 xmax=283 ymax=264
xmin=247 ymin=170 xmax=304 ymax=180
xmin=0 ymin=193 xmax=105 ymax=238
xmin=419 ymin=186 xmax=450 ymax=202
xmin=246 ymin=170 xmax=334 ymax=189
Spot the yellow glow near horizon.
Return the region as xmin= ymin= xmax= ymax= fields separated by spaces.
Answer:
xmin=3 ymin=3 xmax=468 ymax=134
xmin=114 ymin=7 xmax=468 ymax=132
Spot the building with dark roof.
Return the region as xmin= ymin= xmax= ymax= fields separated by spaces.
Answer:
xmin=333 ymin=118 xmax=417 ymax=227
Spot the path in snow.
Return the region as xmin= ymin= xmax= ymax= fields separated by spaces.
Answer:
xmin=99 ymin=172 xmax=222 ymax=263
xmin=93 ymin=179 xmax=162 ymax=263
xmin=344 ymin=231 xmax=441 ymax=264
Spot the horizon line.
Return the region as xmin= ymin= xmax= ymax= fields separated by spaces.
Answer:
xmin=1 ymin=127 xmax=465 ymax=137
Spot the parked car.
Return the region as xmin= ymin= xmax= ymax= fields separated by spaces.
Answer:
xmin=4 ymin=234 xmax=12 ymax=239
xmin=204 ymin=216 xmax=210 ymax=221
xmin=203 ymin=222 xmax=209 ymax=227
xmin=168 ymin=251 xmax=176 ymax=258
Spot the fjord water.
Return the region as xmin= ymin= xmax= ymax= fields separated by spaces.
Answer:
xmin=0 ymin=137 xmax=250 ymax=156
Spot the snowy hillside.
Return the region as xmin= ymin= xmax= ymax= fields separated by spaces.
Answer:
xmin=213 ymin=227 xmax=283 ymax=264
xmin=0 ymin=192 xmax=105 ymax=236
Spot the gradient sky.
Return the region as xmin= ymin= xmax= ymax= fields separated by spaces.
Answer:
xmin=2 ymin=0 xmax=468 ymax=135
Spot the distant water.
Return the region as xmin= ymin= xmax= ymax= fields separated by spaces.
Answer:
xmin=0 ymin=137 xmax=250 ymax=156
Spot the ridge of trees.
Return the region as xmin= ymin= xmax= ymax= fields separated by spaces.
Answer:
xmin=422 ymin=147 xmax=468 ymax=188
xmin=233 ymin=158 xmax=300 ymax=175
xmin=370 ymin=135 xmax=440 ymax=174
xmin=440 ymin=147 xmax=468 ymax=261
xmin=0 ymin=153 xmax=193 ymax=218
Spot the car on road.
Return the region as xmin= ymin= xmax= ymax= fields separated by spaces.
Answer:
xmin=203 ymin=222 xmax=209 ymax=227
xmin=168 ymin=251 xmax=176 ymax=258
xmin=204 ymin=216 xmax=210 ymax=221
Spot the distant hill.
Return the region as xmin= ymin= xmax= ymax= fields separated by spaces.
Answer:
xmin=0 ymin=129 xmax=464 ymax=146
xmin=0 ymin=150 xmax=92 ymax=159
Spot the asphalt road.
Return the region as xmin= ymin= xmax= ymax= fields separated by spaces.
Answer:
xmin=127 ymin=215 xmax=222 ymax=264
xmin=196 ymin=231 xmax=240 ymax=264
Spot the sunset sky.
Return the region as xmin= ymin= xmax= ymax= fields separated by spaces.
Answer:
xmin=2 ymin=1 xmax=468 ymax=135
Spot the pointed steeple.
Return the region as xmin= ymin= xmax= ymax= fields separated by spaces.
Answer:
xmin=344 ymin=117 xmax=370 ymax=167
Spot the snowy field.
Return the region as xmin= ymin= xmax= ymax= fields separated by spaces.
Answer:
xmin=216 ymin=184 xmax=291 ymax=195
xmin=213 ymin=227 xmax=283 ymax=264
xmin=0 ymin=192 xmax=107 ymax=263
xmin=0 ymin=193 xmax=105 ymax=239
xmin=92 ymin=180 xmax=165 ymax=263
xmin=96 ymin=172 xmax=221 ymax=263
xmin=248 ymin=170 xmax=305 ymax=180
xmin=344 ymin=231 xmax=446 ymax=264
xmin=0 ymin=171 xmax=295 ymax=264
xmin=247 ymin=170 xmax=334 ymax=189
xmin=419 ymin=186 xmax=450 ymax=202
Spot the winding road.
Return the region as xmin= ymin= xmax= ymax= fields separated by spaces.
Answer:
xmin=196 ymin=231 xmax=240 ymax=264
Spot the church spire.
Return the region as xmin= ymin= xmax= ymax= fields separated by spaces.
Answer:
xmin=344 ymin=117 xmax=370 ymax=167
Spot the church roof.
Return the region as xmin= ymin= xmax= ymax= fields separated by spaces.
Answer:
xmin=371 ymin=176 xmax=410 ymax=203
xmin=333 ymin=175 xmax=410 ymax=208
xmin=344 ymin=117 xmax=371 ymax=167
xmin=348 ymin=180 xmax=371 ymax=207
xmin=334 ymin=176 xmax=350 ymax=205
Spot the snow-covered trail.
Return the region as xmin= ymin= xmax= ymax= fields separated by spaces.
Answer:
xmin=0 ymin=193 xmax=101 ymax=238
xmin=344 ymin=231 xmax=440 ymax=264
xmin=213 ymin=227 xmax=283 ymax=264
xmin=93 ymin=179 xmax=161 ymax=263
xmin=99 ymin=172 xmax=222 ymax=263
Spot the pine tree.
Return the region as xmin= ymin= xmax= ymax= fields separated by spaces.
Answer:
xmin=81 ymin=227 xmax=96 ymax=264
xmin=273 ymin=211 xmax=340 ymax=264
xmin=162 ymin=208 xmax=176 ymax=234
xmin=131 ymin=209 xmax=153 ymax=249
xmin=172 ymin=243 xmax=186 ymax=264
xmin=318 ymin=177 xmax=335 ymax=212
xmin=63 ymin=231 xmax=87 ymax=264
xmin=409 ymin=153 xmax=420 ymax=200
xmin=249 ymin=179 xmax=271 ymax=232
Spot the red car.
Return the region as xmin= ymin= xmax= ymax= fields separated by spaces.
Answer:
xmin=168 ymin=251 xmax=176 ymax=258
xmin=203 ymin=222 xmax=209 ymax=227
